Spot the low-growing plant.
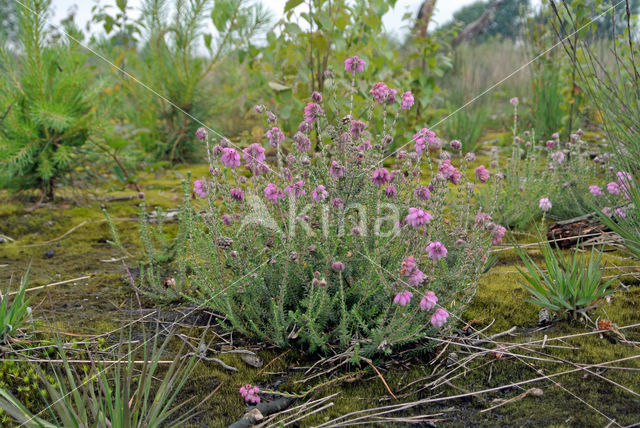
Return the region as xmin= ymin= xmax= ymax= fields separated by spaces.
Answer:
xmin=478 ymin=100 xmax=611 ymax=229
xmin=1 ymin=269 xmax=34 ymax=344
xmin=514 ymin=240 xmax=615 ymax=319
xmin=128 ymin=55 xmax=505 ymax=358
xmin=0 ymin=328 xmax=210 ymax=427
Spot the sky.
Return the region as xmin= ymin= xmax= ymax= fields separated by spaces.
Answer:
xmin=47 ymin=0 xmax=481 ymax=37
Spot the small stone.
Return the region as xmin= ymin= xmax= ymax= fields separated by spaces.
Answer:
xmin=44 ymin=249 xmax=55 ymax=259
xmin=446 ymin=352 xmax=459 ymax=368
xmin=246 ymin=408 xmax=264 ymax=421
xmin=241 ymin=353 xmax=263 ymax=368
xmin=538 ymin=309 xmax=551 ymax=325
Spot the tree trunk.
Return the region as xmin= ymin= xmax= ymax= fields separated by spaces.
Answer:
xmin=451 ymin=0 xmax=504 ymax=48
xmin=414 ymin=0 xmax=437 ymax=37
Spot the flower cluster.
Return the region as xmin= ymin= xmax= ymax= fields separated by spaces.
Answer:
xmin=239 ymin=384 xmax=260 ymax=404
xmin=175 ymin=54 xmax=498 ymax=357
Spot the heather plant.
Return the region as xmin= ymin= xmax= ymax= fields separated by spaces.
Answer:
xmin=478 ymin=100 xmax=611 ymax=229
xmin=131 ymin=56 xmax=503 ymax=358
xmin=515 ymin=240 xmax=615 ymax=320
xmin=0 ymin=0 xmax=99 ymax=199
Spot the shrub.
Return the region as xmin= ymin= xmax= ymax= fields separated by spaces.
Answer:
xmin=130 ymin=56 xmax=504 ymax=358
xmin=0 ymin=0 xmax=99 ymax=199
xmin=515 ymin=240 xmax=615 ymax=320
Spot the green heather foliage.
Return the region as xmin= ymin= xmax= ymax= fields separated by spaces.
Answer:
xmin=0 ymin=0 xmax=99 ymax=198
xmin=116 ymin=61 xmax=504 ymax=358
xmin=0 ymin=329 xmax=209 ymax=427
xmin=0 ymin=269 xmax=33 ymax=344
xmin=515 ymin=240 xmax=615 ymax=319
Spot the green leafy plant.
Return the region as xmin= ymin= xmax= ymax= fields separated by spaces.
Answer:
xmin=1 ymin=269 xmax=34 ymax=344
xmin=515 ymin=240 xmax=615 ymax=319
xmin=0 ymin=328 xmax=211 ymax=427
xmin=0 ymin=0 xmax=100 ymax=200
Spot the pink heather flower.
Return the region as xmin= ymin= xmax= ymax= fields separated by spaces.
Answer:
xmin=312 ymin=185 xmax=328 ymax=202
xmin=242 ymin=143 xmax=267 ymax=174
xmin=400 ymin=256 xmax=417 ymax=276
xmin=420 ymin=291 xmax=438 ymax=311
xmin=303 ymin=102 xmax=323 ymax=123
xmin=193 ymin=180 xmax=208 ymax=198
xmin=602 ymin=207 xmax=612 ymax=217
xmin=330 ymin=161 xmax=346 ymax=179
xmin=425 ymin=241 xmax=448 ymax=261
xmin=606 ymin=182 xmax=620 ymax=195
xmin=311 ymin=91 xmax=322 ymax=102
xmin=415 ymin=186 xmax=430 ymax=201
xmin=539 ymin=197 xmax=552 ymax=212
xmin=509 ymin=97 xmax=519 ymax=107
xmin=449 ymin=169 xmax=462 ymax=185
xmin=264 ymin=183 xmax=283 ymax=203
xmin=475 ymin=212 xmax=492 ymax=225
xmin=358 ymin=140 xmax=372 ymax=152
xmin=492 ymin=225 xmax=506 ymax=245
xmin=615 ymin=208 xmax=627 ymax=218
xmin=438 ymin=160 xmax=455 ymax=178
xmin=546 ymin=140 xmax=555 ymax=149
xmin=401 ymin=91 xmax=414 ymax=109
xmin=284 ymin=180 xmax=306 ymax=198
xmin=393 ymin=290 xmax=413 ymax=306
xmin=617 ymin=171 xmax=632 ymax=199
xmin=351 ymin=120 xmax=366 ymax=138
xmin=384 ymin=185 xmax=397 ymax=198
xmin=450 ymin=140 xmax=462 ymax=150
xmin=230 ymin=188 xmax=244 ymax=202
xmin=293 ymin=132 xmax=311 ymax=152
xmin=576 ymin=128 xmax=584 ymax=136
xmin=431 ymin=308 xmax=449 ymax=328
xmin=372 ymin=168 xmax=392 ymax=186
xmin=220 ymin=147 xmax=241 ymax=169
xmin=299 ymin=121 xmax=313 ymax=133
xmin=254 ymin=105 xmax=264 ymax=114
xmin=239 ymin=384 xmax=260 ymax=405
xmin=407 ymin=269 xmax=424 ymax=286
xmin=551 ymin=132 xmax=560 ymax=140
xmin=465 ymin=152 xmax=476 ymax=162
xmin=414 ymin=138 xmax=426 ymax=155
xmin=332 ymin=197 xmax=344 ymax=209
xmin=266 ymin=127 xmax=285 ymax=147
xmin=370 ymin=82 xmax=390 ymax=104
xmin=551 ymin=151 xmax=565 ymax=164
xmin=475 ymin=165 xmax=490 ymax=183
xmin=589 ymin=185 xmax=603 ymax=197
xmin=406 ymin=207 xmax=433 ymax=228
xmin=221 ymin=214 xmax=231 ymax=226
xmin=386 ymin=88 xmax=398 ymax=104
xmin=195 ymin=127 xmax=208 ymax=141
xmin=344 ymin=55 xmax=365 ymax=73
xmin=332 ymin=261 xmax=345 ymax=272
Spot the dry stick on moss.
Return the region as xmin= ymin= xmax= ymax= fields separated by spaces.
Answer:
xmin=257 ymin=349 xmax=290 ymax=376
xmin=264 ymin=393 xmax=340 ymax=428
xmin=361 ymin=357 xmax=397 ymax=400
xmin=316 ymin=354 xmax=640 ymax=428
xmin=7 ymin=275 xmax=90 ymax=296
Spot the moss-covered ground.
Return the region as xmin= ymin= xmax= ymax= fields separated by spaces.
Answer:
xmin=1 ymin=161 xmax=639 ymax=427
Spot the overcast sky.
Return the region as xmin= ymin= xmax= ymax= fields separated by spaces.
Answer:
xmin=46 ymin=0 xmax=481 ymax=37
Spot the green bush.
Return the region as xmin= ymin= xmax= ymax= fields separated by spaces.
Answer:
xmin=0 ymin=0 xmax=99 ymax=199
